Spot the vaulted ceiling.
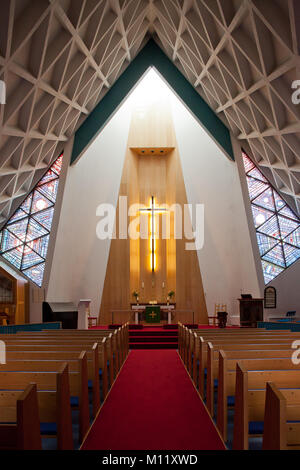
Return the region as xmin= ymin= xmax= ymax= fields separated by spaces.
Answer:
xmin=0 ymin=0 xmax=300 ymax=226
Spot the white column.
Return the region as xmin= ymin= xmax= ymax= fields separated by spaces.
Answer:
xmin=78 ymin=299 xmax=91 ymax=329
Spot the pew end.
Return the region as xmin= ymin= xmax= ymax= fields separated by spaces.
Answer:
xmin=0 ymin=383 xmax=41 ymax=450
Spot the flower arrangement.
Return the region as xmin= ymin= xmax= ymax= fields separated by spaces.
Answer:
xmin=167 ymin=290 xmax=175 ymax=304
xmin=132 ymin=291 xmax=139 ymax=304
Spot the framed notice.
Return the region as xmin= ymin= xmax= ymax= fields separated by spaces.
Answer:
xmin=264 ymin=286 xmax=276 ymax=309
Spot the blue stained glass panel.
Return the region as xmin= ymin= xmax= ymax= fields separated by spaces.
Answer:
xmin=22 ymin=263 xmax=45 ymax=288
xmin=243 ymin=151 xmax=300 ymax=284
xmin=19 ymin=194 xmax=32 ymax=214
xmin=27 ymin=235 xmax=49 ymax=259
xmin=273 ymin=192 xmax=285 ymax=211
xmin=1 ymin=229 xmax=23 ymax=251
xmin=2 ymin=246 xmax=24 ymax=269
xmin=283 ymin=244 xmax=300 ymax=267
xmin=284 ymin=227 xmax=300 ymax=247
xmin=21 ymin=247 xmax=44 ymax=270
xmin=252 ymin=206 xmax=273 ymax=228
xmin=262 ymin=243 xmax=285 ymax=268
xmin=31 ymin=190 xmax=53 ymax=214
xmin=7 ymin=218 xmax=29 ymax=242
xmin=262 ymin=260 xmax=284 ymax=284
xmin=279 ymin=205 xmax=298 ymax=221
xmin=278 ymin=215 xmax=299 ymax=239
xmin=259 ymin=215 xmax=281 ymax=240
xmin=9 ymin=208 xmax=28 ymax=223
xmin=246 ymin=177 xmax=269 ymax=200
xmin=37 ymin=169 xmax=58 ymax=187
xmin=25 ymin=219 xmax=48 ymax=242
xmin=38 ymin=179 xmax=59 ymax=203
xmin=32 ymin=208 xmax=54 ymax=231
xmin=0 ymin=153 xmax=63 ymax=287
xmin=256 ymin=233 xmax=278 ymax=256
xmin=247 ymin=167 xmax=268 ymax=182
xmin=252 ymin=188 xmax=275 ymax=211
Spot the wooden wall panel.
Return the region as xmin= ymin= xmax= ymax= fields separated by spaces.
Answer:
xmin=99 ymin=96 xmax=208 ymax=325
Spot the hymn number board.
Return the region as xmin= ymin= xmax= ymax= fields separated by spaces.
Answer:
xmin=264 ymin=286 xmax=277 ymax=309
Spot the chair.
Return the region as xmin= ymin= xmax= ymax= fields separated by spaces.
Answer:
xmin=217 ymin=311 xmax=228 ymax=328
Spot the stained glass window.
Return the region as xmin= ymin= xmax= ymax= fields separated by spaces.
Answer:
xmin=242 ymin=152 xmax=300 ymax=284
xmin=0 ymin=153 xmax=63 ymax=287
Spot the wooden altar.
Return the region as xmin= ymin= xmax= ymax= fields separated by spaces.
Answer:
xmin=131 ymin=303 xmax=176 ymax=325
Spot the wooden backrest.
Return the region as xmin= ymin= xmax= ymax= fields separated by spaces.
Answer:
xmin=0 ymin=383 xmax=41 ymax=450
xmin=263 ymin=382 xmax=300 ymax=450
xmin=0 ymin=364 xmax=73 ymax=450
xmin=233 ymin=363 xmax=300 ymax=450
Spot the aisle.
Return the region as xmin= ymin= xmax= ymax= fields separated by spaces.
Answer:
xmin=81 ymin=350 xmax=225 ymax=450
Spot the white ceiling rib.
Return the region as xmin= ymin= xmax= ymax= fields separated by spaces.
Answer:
xmin=0 ymin=0 xmax=300 ymax=225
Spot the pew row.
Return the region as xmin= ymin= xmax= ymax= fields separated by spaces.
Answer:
xmin=0 ymin=364 xmax=73 ymax=449
xmin=233 ymin=364 xmax=300 ymax=450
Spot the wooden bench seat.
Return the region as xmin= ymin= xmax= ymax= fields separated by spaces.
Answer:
xmin=0 ymin=383 xmax=41 ymax=450
xmin=216 ymin=352 xmax=299 ymax=442
xmin=3 ymin=337 xmax=111 ymax=399
xmin=0 ymin=364 xmax=73 ymax=449
xmin=263 ymin=382 xmax=300 ymax=450
xmin=195 ymin=336 xmax=297 ymax=398
xmin=233 ymin=364 xmax=300 ymax=450
xmin=0 ymin=352 xmax=90 ymax=444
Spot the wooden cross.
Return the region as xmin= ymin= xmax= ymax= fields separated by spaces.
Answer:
xmin=139 ymin=196 xmax=167 ymax=272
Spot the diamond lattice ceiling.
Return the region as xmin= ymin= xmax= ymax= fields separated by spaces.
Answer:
xmin=0 ymin=0 xmax=300 ymax=226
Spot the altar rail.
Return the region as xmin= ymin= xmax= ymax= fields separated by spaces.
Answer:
xmin=0 ymin=322 xmax=62 ymax=335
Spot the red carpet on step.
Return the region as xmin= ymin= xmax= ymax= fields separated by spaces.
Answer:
xmin=82 ymin=350 xmax=225 ymax=450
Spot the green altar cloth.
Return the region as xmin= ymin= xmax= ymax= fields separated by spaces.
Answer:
xmin=145 ymin=306 xmax=161 ymax=323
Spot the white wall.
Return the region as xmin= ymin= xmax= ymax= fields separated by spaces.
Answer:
xmin=170 ymin=95 xmax=261 ymax=320
xmin=47 ymin=69 xmax=262 ymax=323
xmin=46 ymin=100 xmax=132 ymax=316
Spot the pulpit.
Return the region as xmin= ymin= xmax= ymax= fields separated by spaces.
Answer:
xmin=238 ymin=297 xmax=263 ymax=327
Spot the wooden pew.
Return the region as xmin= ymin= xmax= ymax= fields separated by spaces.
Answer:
xmin=3 ymin=336 xmax=110 ymax=400
xmin=5 ymin=346 xmax=100 ymax=417
xmin=233 ymin=363 xmax=300 ymax=450
xmin=0 ymin=364 xmax=73 ymax=449
xmin=205 ymin=339 xmax=298 ymax=413
xmin=0 ymin=352 xmax=90 ymax=444
xmin=196 ymin=336 xmax=297 ymax=399
xmin=263 ymin=382 xmax=300 ymax=450
xmin=0 ymin=383 xmax=41 ymax=450
xmin=182 ymin=326 xmax=296 ymax=373
xmin=8 ymin=325 xmax=129 ymax=384
xmin=216 ymin=352 xmax=299 ymax=442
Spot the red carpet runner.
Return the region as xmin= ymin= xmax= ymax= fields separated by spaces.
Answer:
xmin=82 ymin=350 xmax=225 ymax=450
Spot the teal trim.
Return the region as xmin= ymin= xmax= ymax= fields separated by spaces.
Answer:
xmin=71 ymin=39 xmax=233 ymax=163
xmin=0 ymin=322 xmax=61 ymax=334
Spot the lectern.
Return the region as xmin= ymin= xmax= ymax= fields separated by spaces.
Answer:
xmin=238 ymin=298 xmax=263 ymax=327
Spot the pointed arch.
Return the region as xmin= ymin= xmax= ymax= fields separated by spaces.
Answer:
xmin=71 ymin=39 xmax=233 ymax=164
